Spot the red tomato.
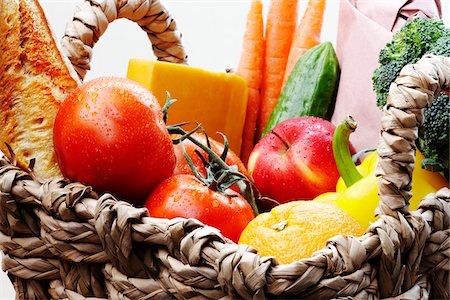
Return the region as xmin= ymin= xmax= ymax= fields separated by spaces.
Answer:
xmin=145 ymin=174 xmax=255 ymax=243
xmin=172 ymin=133 xmax=249 ymax=191
xmin=53 ymin=77 xmax=175 ymax=206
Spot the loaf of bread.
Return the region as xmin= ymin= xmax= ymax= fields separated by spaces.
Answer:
xmin=0 ymin=0 xmax=80 ymax=179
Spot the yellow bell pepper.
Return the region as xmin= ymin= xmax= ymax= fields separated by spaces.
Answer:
xmin=318 ymin=116 xmax=449 ymax=228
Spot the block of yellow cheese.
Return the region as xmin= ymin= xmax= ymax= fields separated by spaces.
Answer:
xmin=127 ymin=59 xmax=248 ymax=155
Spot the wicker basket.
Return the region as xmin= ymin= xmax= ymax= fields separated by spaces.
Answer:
xmin=1 ymin=0 xmax=449 ymax=299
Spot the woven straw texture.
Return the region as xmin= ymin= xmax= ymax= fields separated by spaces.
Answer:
xmin=61 ymin=0 xmax=187 ymax=80
xmin=1 ymin=0 xmax=449 ymax=299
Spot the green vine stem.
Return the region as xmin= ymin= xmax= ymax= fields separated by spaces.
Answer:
xmin=168 ymin=125 xmax=260 ymax=216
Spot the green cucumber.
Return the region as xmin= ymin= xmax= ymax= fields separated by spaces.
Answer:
xmin=262 ymin=42 xmax=340 ymax=137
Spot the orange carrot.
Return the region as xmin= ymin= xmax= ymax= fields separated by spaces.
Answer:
xmin=283 ymin=0 xmax=326 ymax=85
xmin=237 ymin=0 xmax=265 ymax=164
xmin=257 ymin=0 xmax=298 ymax=138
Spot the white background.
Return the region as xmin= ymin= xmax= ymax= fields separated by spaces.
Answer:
xmin=43 ymin=0 xmax=343 ymax=79
xmin=0 ymin=0 xmax=449 ymax=298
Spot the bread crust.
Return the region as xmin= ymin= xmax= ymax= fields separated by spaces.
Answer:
xmin=0 ymin=0 xmax=80 ymax=179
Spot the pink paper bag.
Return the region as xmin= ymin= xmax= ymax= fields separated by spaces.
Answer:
xmin=331 ymin=0 xmax=442 ymax=153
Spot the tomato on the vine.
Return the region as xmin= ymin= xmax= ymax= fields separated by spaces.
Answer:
xmin=172 ymin=133 xmax=249 ymax=191
xmin=145 ymin=174 xmax=255 ymax=243
xmin=53 ymin=77 xmax=175 ymax=206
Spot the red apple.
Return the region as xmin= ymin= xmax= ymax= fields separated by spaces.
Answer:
xmin=247 ymin=117 xmax=341 ymax=204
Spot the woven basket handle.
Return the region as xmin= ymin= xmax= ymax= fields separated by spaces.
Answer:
xmin=376 ymin=55 xmax=449 ymax=218
xmin=61 ymin=0 xmax=187 ymax=81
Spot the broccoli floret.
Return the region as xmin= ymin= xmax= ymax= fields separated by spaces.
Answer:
xmin=418 ymin=35 xmax=449 ymax=176
xmin=372 ymin=60 xmax=406 ymax=107
xmin=428 ymin=35 xmax=450 ymax=57
xmin=372 ymin=17 xmax=450 ymax=176
xmin=419 ymin=93 xmax=449 ymax=175
xmin=373 ymin=18 xmax=450 ymax=107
